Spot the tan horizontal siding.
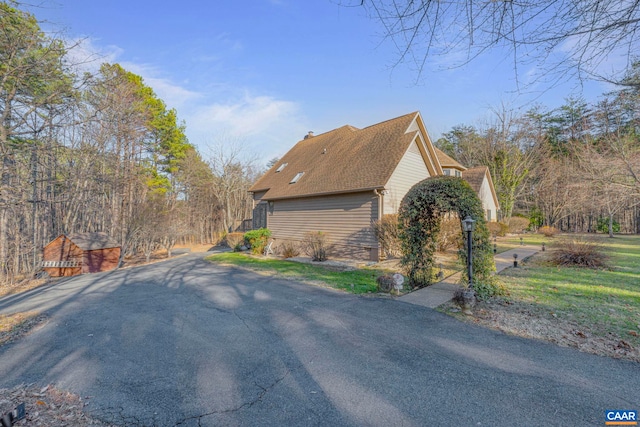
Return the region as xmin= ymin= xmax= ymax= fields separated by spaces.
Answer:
xmin=268 ymin=192 xmax=379 ymax=259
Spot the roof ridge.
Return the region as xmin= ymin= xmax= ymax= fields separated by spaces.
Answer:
xmin=360 ymin=111 xmax=418 ymax=131
xmin=298 ymin=124 xmax=358 ymax=142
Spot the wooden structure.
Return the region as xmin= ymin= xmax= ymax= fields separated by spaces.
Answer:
xmin=42 ymin=232 xmax=121 ymax=277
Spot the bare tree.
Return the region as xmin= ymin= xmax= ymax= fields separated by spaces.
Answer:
xmin=207 ymin=140 xmax=259 ymax=232
xmin=529 ymin=153 xmax=584 ymax=227
xmin=437 ymin=106 xmax=541 ymax=221
xmin=352 ymin=0 xmax=640 ymax=86
xmin=174 ymin=148 xmax=223 ymax=243
xmin=576 ymin=136 xmax=640 ymax=236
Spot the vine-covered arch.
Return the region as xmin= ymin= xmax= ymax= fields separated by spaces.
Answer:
xmin=398 ymin=176 xmax=494 ymax=288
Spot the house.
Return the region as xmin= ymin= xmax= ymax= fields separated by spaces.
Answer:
xmin=462 ymin=166 xmax=500 ymax=222
xmin=249 ymin=112 xmax=499 ymax=261
xmin=42 ymin=232 xmax=121 ymax=277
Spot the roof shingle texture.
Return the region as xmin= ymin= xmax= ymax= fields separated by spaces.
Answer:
xmin=462 ymin=166 xmax=489 ymax=194
xmin=250 ymin=112 xmax=419 ymax=199
xmin=434 ymin=147 xmax=465 ymax=170
xmin=67 ymin=232 xmax=120 ymax=250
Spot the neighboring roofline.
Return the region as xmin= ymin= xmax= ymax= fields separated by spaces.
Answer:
xmin=434 ymin=147 xmax=467 ymax=171
xmin=464 ymin=166 xmax=500 ymax=211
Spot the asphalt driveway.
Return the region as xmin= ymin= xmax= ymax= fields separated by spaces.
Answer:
xmin=0 ymin=253 xmax=637 ymax=426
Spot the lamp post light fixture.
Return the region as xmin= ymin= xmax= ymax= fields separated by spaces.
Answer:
xmin=461 ymin=216 xmax=476 ymax=288
xmin=460 ymin=216 xmax=477 ymax=314
xmin=513 ymin=253 xmax=518 ymax=268
xmin=520 ymin=237 xmax=524 ymax=246
xmin=542 ymin=242 xmax=546 ymax=252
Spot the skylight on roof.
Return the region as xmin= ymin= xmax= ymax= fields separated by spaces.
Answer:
xmin=290 ymin=172 xmax=304 ymax=184
xmin=275 ymin=163 xmax=288 ymax=173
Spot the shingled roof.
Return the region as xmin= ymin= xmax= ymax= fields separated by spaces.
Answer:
xmin=250 ymin=112 xmax=439 ymax=200
xmin=462 ymin=166 xmax=487 ymax=193
xmin=434 ymin=147 xmax=466 ymax=170
xmin=67 ymin=232 xmax=120 ymax=250
xmin=463 ymin=166 xmax=500 ymax=209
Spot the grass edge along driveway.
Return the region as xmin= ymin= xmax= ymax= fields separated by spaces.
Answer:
xmin=206 ymin=252 xmax=384 ymax=294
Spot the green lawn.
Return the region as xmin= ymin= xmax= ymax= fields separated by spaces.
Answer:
xmin=499 ymin=234 xmax=640 ymax=348
xmin=494 ymin=233 xmax=549 ymax=253
xmin=206 ymin=252 xmax=383 ymax=294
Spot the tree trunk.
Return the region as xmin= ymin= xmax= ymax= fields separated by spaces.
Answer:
xmin=609 ymin=214 xmax=614 ymax=238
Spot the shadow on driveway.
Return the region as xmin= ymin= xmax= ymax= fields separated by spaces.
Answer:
xmin=0 ymin=253 xmax=637 ymax=426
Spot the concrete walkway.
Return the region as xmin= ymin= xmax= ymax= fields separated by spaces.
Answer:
xmin=399 ymin=244 xmax=541 ymax=308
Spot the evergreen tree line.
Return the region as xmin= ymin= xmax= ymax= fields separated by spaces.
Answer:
xmin=435 ymin=67 xmax=640 ymax=236
xmin=0 ymin=3 xmax=256 ymax=283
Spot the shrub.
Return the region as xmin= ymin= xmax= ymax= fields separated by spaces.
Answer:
xmin=538 ymin=225 xmax=559 ymax=237
xmin=376 ymin=274 xmax=395 ymax=293
xmin=372 ymin=214 xmax=402 ymax=258
xmin=302 ymin=231 xmax=328 ymax=261
xmin=455 ymin=278 xmax=507 ymax=303
xmin=549 ymin=238 xmax=609 ymax=268
xmin=398 ymin=176 xmax=493 ymax=288
xmin=279 ymin=241 xmax=300 ymax=259
xmin=472 ymin=277 xmax=508 ymax=300
xmin=243 ymin=228 xmax=271 ymax=254
xmin=487 ymin=221 xmax=509 ymax=237
xmin=225 ymin=232 xmax=245 ymax=251
xmin=508 ymin=216 xmax=530 ymax=234
xmin=596 ymin=217 xmax=620 ymax=234
xmin=437 ymin=217 xmax=462 ymax=251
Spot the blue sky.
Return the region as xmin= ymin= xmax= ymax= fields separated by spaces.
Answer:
xmin=32 ymin=0 xmax=610 ymax=165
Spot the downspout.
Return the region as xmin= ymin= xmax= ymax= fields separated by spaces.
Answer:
xmin=373 ymin=189 xmax=385 ymax=261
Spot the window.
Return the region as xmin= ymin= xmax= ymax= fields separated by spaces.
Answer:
xmin=290 ymin=172 xmax=304 ymax=184
xmin=275 ymin=163 xmax=288 ymax=173
xmin=487 ymin=209 xmax=492 ymax=222
xmin=444 ymin=169 xmax=450 ymax=176
xmin=455 ymin=170 xmax=461 ymax=177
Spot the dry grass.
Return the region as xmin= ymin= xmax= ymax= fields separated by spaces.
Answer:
xmin=538 ymin=225 xmax=559 ymax=237
xmin=444 ymin=298 xmax=640 ymax=363
xmin=0 ymin=279 xmax=48 ymax=299
xmin=0 ymin=384 xmax=114 ymax=426
xmin=548 ymin=237 xmax=609 ymax=268
xmin=0 ymin=311 xmax=48 ymax=347
xmin=279 ymin=241 xmax=301 ymax=258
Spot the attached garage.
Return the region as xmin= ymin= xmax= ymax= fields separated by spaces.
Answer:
xmin=42 ymin=232 xmax=121 ymax=277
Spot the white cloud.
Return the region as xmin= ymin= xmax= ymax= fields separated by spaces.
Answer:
xmin=187 ymin=93 xmax=308 ymax=161
xmin=63 ymin=37 xmax=304 ymax=164
xmin=63 ymin=38 xmax=201 ymax=110
xmin=192 ymin=94 xmax=296 ymax=136
xmin=65 ymin=37 xmax=122 ymax=73
xmin=119 ymin=62 xmax=202 ymax=109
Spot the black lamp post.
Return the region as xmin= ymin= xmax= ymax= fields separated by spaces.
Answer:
xmin=462 ymin=216 xmax=476 ymax=288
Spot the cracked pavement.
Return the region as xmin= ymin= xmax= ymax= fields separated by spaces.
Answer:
xmin=0 ymin=252 xmax=638 ymax=426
